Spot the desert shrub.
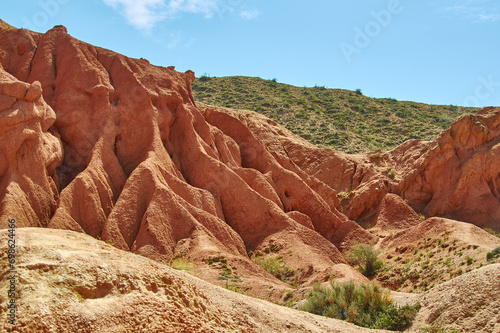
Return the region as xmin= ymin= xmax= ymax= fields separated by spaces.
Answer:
xmin=301 ymin=281 xmax=420 ymax=331
xmin=487 ymin=246 xmax=500 ymax=260
xmin=347 ymin=243 xmax=384 ymax=278
xmin=337 ymin=189 xmax=355 ymax=201
xmin=252 ymin=255 xmax=294 ymax=281
xmin=171 ymin=257 xmax=193 ymax=273
xmin=387 ymin=167 xmax=396 ymax=179
xmin=484 ymin=228 xmax=500 ymax=238
xmin=368 ymin=152 xmax=381 ymax=159
xmin=198 ymin=74 xmax=211 ymax=82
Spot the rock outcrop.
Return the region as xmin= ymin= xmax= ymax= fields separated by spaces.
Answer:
xmin=0 ymin=68 xmax=62 ymax=228
xmin=397 ymin=107 xmax=500 ymax=230
xmin=270 ymin=105 xmax=500 ymax=230
xmin=0 ymin=19 xmax=499 ymax=299
xmin=0 ymin=21 xmax=373 ymax=292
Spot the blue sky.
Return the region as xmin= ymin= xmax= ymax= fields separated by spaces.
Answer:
xmin=1 ymin=0 xmax=500 ymax=107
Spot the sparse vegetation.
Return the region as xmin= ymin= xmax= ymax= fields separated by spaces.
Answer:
xmin=199 ymin=74 xmax=211 ymax=82
xmin=487 ymin=246 xmax=500 ymax=260
xmin=206 ymin=255 xmax=243 ymax=291
xmin=252 ymin=255 xmax=295 ymax=282
xmin=282 ymin=290 xmax=296 ymax=307
xmin=225 ymin=282 xmax=243 ymax=293
xmin=347 ymin=243 xmax=384 ymax=278
xmin=192 ymin=76 xmax=477 ymax=153
xmin=96 ymin=236 xmax=115 ymax=246
xmin=485 ymin=228 xmax=500 ymax=238
xmin=337 ymin=189 xmax=355 ymax=201
xmin=171 ymin=257 xmax=193 ymax=273
xmin=301 ymin=280 xmax=420 ymax=331
xmin=377 ymin=233 xmax=493 ymax=293
xmin=387 ymin=167 xmax=396 ymax=179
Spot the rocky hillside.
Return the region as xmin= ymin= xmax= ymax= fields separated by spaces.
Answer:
xmin=0 ymin=228 xmax=391 ymax=333
xmin=1 ymin=228 xmax=498 ymax=332
xmin=192 ymin=76 xmax=478 ymax=153
xmin=1 ymin=20 xmax=500 ymax=332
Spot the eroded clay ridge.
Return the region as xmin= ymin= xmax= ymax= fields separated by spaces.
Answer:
xmin=0 ymin=20 xmax=499 ymax=286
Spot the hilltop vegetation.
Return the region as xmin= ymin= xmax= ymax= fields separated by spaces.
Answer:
xmin=192 ymin=76 xmax=478 ymax=153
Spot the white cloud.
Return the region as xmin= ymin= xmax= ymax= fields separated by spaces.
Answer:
xmin=102 ymin=0 xmax=259 ymax=30
xmin=437 ymin=0 xmax=500 ymax=23
xmin=102 ymin=0 xmax=167 ymax=30
xmin=167 ymin=0 xmax=219 ymax=19
xmin=240 ymin=9 xmax=259 ymax=20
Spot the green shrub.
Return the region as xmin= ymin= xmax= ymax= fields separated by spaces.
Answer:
xmin=347 ymin=243 xmax=384 ymax=278
xmin=368 ymin=152 xmax=381 ymax=159
xmin=301 ymin=281 xmax=420 ymax=331
xmin=252 ymin=255 xmax=294 ymax=281
xmin=487 ymin=246 xmax=500 ymax=260
xmin=337 ymin=189 xmax=355 ymax=201
xmin=171 ymin=257 xmax=193 ymax=273
xmin=484 ymin=228 xmax=500 ymax=238
xmin=199 ymin=74 xmax=211 ymax=82
xmin=387 ymin=167 xmax=396 ymax=179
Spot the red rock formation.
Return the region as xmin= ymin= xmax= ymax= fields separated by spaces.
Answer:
xmin=272 ymin=105 xmax=500 ymax=231
xmin=0 ymin=21 xmax=374 ymax=290
xmin=0 ymin=67 xmax=62 ymax=228
xmin=372 ymin=193 xmax=422 ymax=230
xmin=396 ymin=108 xmax=500 ymax=230
xmin=0 ymin=19 xmax=499 ymax=295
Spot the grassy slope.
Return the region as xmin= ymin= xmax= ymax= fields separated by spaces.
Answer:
xmin=192 ymin=76 xmax=478 ymax=153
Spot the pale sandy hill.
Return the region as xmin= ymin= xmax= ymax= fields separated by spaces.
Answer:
xmin=409 ymin=263 xmax=500 ymax=333
xmin=0 ymin=228 xmax=390 ymax=333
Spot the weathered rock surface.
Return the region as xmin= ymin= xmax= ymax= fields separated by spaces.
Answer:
xmin=398 ymin=107 xmax=500 ymax=230
xmin=409 ymin=263 xmax=500 ymax=333
xmin=2 ymin=228 xmax=499 ymax=333
xmin=0 ymin=68 xmax=62 ymax=228
xmin=0 ymin=19 xmax=499 ymax=304
xmin=0 ymin=20 xmax=372 ymax=293
xmin=256 ymin=103 xmax=500 ymax=231
xmin=0 ymin=228 xmax=391 ymax=333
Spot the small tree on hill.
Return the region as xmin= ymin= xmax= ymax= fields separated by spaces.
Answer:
xmin=347 ymin=243 xmax=383 ymax=278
